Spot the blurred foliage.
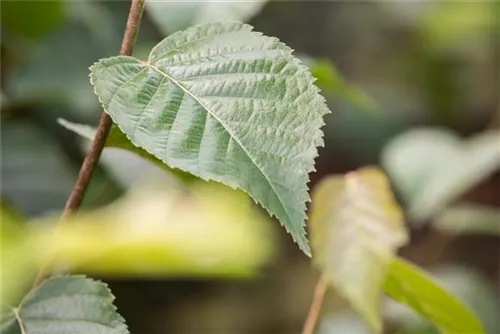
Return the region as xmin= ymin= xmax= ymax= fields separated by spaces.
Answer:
xmin=0 ymin=1 xmax=65 ymax=40
xmin=382 ymin=128 xmax=500 ymax=222
xmin=2 ymin=2 xmax=158 ymax=117
xmin=1 ymin=199 xmax=39 ymax=307
xmin=1 ymin=119 xmax=78 ymax=215
xmin=38 ymin=180 xmax=274 ymax=277
xmin=309 ymin=167 xmax=483 ymax=333
xmin=310 ymin=167 xmax=408 ymax=332
xmin=385 ymin=265 xmax=499 ymax=334
xmin=2 ymin=179 xmax=274 ymax=307
xmin=419 ymin=1 xmax=500 ymax=55
xmin=147 ymin=0 xmax=267 ymax=34
xmin=384 ymin=258 xmax=484 ymax=334
xmin=307 ymin=59 xmax=378 ymax=114
xmin=434 ymin=204 xmax=500 ymax=236
xmin=58 ymin=118 xmax=195 ymax=182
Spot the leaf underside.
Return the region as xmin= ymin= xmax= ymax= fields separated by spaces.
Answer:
xmin=90 ymin=22 xmax=330 ymax=255
xmin=57 ymin=118 xmax=195 ymax=182
xmin=0 ymin=275 xmax=128 ymax=334
xmin=309 ymin=167 xmax=408 ymax=332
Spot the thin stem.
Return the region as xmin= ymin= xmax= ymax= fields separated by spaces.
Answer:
xmin=301 ymin=273 xmax=329 ymax=334
xmin=31 ymin=0 xmax=146 ymax=289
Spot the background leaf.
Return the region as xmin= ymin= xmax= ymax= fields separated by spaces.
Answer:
xmin=309 ymin=166 xmax=408 ymax=332
xmin=3 ymin=2 xmax=156 ymax=117
xmin=434 ymin=203 xmax=500 ymax=236
xmin=1 ymin=1 xmax=65 ymax=40
xmin=146 ymin=1 xmax=267 ymax=34
xmin=1 ymin=275 xmax=128 ymax=334
xmin=29 ymin=178 xmax=274 ymax=278
xmin=0 ymin=120 xmax=78 ymax=216
xmin=90 ymin=22 xmax=329 ymax=255
xmin=384 ymin=265 xmax=499 ymax=334
xmin=419 ymin=1 xmax=500 ymax=55
xmin=382 ymin=128 xmax=500 ymax=222
xmin=0 ymin=199 xmax=39 ymax=307
xmin=0 ymin=178 xmax=274 ymax=307
xmin=306 ymin=58 xmax=378 ymax=114
xmin=58 ymin=118 xmax=194 ymax=182
xmin=383 ymin=258 xmax=485 ymax=334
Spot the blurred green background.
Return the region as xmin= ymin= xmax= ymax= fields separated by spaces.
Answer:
xmin=1 ymin=1 xmax=499 ymax=333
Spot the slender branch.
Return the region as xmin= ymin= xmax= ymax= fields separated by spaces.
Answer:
xmin=301 ymin=273 xmax=329 ymax=334
xmin=31 ymin=0 xmax=146 ymax=288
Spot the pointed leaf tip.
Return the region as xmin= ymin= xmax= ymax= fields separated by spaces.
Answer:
xmin=90 ymin=21 xmax=329 ymax=254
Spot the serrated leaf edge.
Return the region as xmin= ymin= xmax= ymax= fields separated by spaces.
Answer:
xmin=89 ymin=22 xmax=330 ymax=256
xmin=14 ymin=275 xmax=129 ymax=334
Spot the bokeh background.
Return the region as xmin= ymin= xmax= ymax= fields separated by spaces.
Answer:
xmin=1 ymin=1 xmax=499 ymax=333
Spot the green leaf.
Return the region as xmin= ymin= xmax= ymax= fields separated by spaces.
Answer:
xmin=90 ymin=22 xmax=330 ymax=255
xmin=309 ymin=167 xmax=408 ymax=332
xmin=1 ymin=1 xmax=65 ymax=39
xmin=1 ymin=275 xmax=128 ymax=334
xmin=384 ymin=258 xmax=485 ymax=334
xmin=420 ymin=1 xmax=500 ymax=54
xmin=384 ymin=265 xmax=499 ymax=334
xmin=57 ymin=118 xmax=194 ymax=182
xmin=307 ymin=59 xmax=378 ymax=114
xmin=146 ymin=1 xmax=267 ymax=34
xmin=382 ymin=128 xmax=500 ymax=222
xmin=31 ymin=179 xmax=274 ymax=278
xmin=1 ymin=199 xmax=38 ymax=307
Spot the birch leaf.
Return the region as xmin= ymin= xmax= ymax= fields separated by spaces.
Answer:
xmin=90 ymin=22 xmax=330 ymax=255
xmin=0 ymin=276 xmax=128 ymax=334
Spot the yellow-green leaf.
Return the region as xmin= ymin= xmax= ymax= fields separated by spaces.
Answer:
xmin=384 ymin=257 xmax=485 ymax=334
xmin=309 ymin=167 xmax=408 ymax=333
xmin=31 ymin=179 xmax=274 ymax=278
xmin=308 ymin=59 xmax=378 ymax=114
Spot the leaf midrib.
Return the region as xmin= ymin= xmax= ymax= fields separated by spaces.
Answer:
xmin=14 ymin=307 xmax=26 ymax=334
xmin=144 ymin=63 xmax=294 ymax=229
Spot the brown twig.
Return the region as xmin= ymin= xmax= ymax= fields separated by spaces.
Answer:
xmin=31 ymin=0 xmax=146 ymax=289
xmin=301 ymin=273 xmax=329 ymax=334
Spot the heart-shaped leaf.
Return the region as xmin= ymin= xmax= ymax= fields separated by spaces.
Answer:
xmin=90 ymin=22 xmax=330 ymax=255
xmin=382 ymin=128 xmax=500 ymax=222
xmin=309 ymin=167 xmax=408 ymax=332
xmin=1 ymin=275 xmax=128 ymax=334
